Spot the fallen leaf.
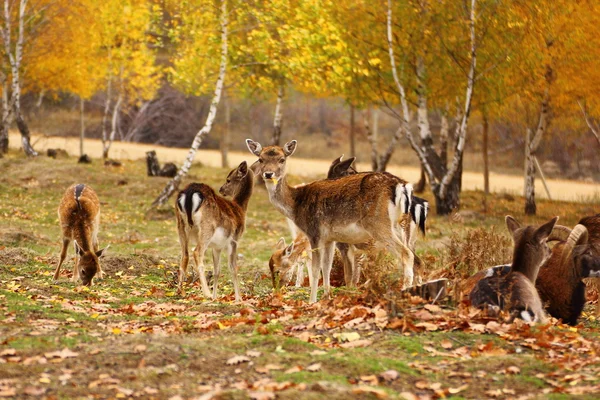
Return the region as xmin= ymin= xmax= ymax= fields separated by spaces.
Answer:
xmin=340 ymin=339 xmax=373 ymax=349
xmin=399 ymin=392 xmax=418 ymax=400
xmin=351 ymin=386 xmax=388 ymax=399
xmin=44 ymin=348 xmax=79 ymax=359
xmin=506 ymin=366 xmax=521 ymax=375
xmin=415 ymin=381 xmax=428 ymax=389
xmin=379 ymin=370 xmax=399 ymax=381
xmin=284 ymin=366 xmax=302 ymax=374
xmin=246 ymin=350 xmax=261 ymax=358
xmin=255 ymin=364 xmax=283 ymax=374
xmin=134 ymin=345 xmax=147 ymax=353
xmin=449 ymin=384 xmax=468 ymax=394
xmin=360 ymin=375 xmax=378 ymax=385
xmin=334 ymin=332 xmax=361 ymax=342
xmin=226 ymin=355 xmax=251 ymax=365
xmin=440 ymin=339 xmax=453 ymax=349
xmin=415 ymin=322 xmax=438 ymax=331
xmin=249 ymin=391 xmax=275 ymax=400
xmin=306 ymin=363 xmax=321 ymax=372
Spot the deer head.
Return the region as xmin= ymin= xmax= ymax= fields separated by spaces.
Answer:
xmin=327 ymin=155 xmax=357 ymax=179
xmin=219 ymin=161 xmax=249 ymax=197
xmin=246 ymin=139 xmax=297 ymax=185
xmin=506 ymin=215 xmax=558 ymax=282
xmin=74 ymin=241 xmax=107 ymax=286
xmin=268 ymin=237 xmax=298 ymax=289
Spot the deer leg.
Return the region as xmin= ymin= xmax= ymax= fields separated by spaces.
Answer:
xmin=382 ymin=231 xmax=414 ymax=289
xmin=321 ymin=241 xmax=336 ymax=300
xmin=306 ymin=253 xmax=314 ymax=288
xmin=309 ymin=242 xmax=321 ymax=303
xmin=178 ymin=237 xmax=190 ymax=296
xmin=227 ymin=242 xmax=241 ymax=302
xmin=53 ymin=238 xmax=70 ymax=282
xmin=337 ymin=243 xmax=352 ymax=287
xmin=212 ymin=248 xmax=222 ymax=301
xmin=193 ymin=244 xmax=211 ymax=298
xmin=71 ymin=242 xmax=80 ymax=282
xmin=294 ymin=260 xmax=304 ymax=287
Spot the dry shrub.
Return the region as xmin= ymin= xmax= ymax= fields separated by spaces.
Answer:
xmin=436 ymin=227 xmax=512 ymax=281
xmin=360 ymin=250 xmax=404 ymax=302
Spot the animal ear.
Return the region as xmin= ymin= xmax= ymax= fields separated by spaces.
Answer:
xmin=249 ymin=160 xmax=261 ymax=175
xmin=330 ymin=155 xmax=343 ymax=166
xmin=74 ymin=240 xmax=84 ymax=256
xmin=237 ymin=161 xmax=248 ymax=176
xmin=276 ymin=237 xmax=286 ymax=250
xmin=285 ymin=242 xmax=295 ymax=257
xmin=337 ymin=157 xmax=356 ymax=172
xmin=505 ymin=215 xmax=521 ymax=234
xmin=96 ymin=245 xmax=109 ymax=258
xmin=534 ymin=216 xmax=559 ymax=243
xmin=283 ymin=140 xmax=297 ymax=157
xmin=246 ymin=139 xmax=262 ymax=156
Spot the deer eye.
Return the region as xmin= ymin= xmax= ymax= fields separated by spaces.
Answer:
xmin=278 ymin=159 xmax=285 ymax=164
xmin=258 ymin=159 xmax=264 ymax=163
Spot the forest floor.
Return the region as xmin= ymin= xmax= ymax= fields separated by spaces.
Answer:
xmin=1 ymin=150 xmax=600 ymax=399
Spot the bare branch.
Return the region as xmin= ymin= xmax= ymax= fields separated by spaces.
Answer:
xmin=578 ymin=100 xmax=600 ymax=146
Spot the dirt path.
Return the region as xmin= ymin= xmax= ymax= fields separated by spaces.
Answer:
xmin=10 ymin=132 xmax=600 ymax=203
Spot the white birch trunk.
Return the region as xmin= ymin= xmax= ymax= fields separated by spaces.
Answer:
xmin=438 ymin=0 xmax=477 ymax=199
xmin=524 ymin=88 xmax=550 ymax=215
xmin=103 ymin=93 xmax=122 ymax=159
xmin=152 ymin=0 xmax=228 ymax=207
xmin=364 ymin=109 xmax=379 ymax=171
xmin=221 ymin=92 xmax=230 ymax=168
xmin=0 ymin=74 xmax=9 ymax=154
xmin=439 ymin=112 xmax=449 ymax=166
xmin=578 ymin=100 xmax=600 ymax=147
xmin=272 ymin=82 xmax=284 ymax=145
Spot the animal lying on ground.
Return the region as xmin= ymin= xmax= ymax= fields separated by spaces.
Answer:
xmin=175 ymin=161 xmax=253 ymax=301
xmin=469 ymin=215 xmax=558 ymax=323
xmin=463 ymin=215 xmax=600 ymax=325
xmin=54 ymin=184 xmax=107 ymax=286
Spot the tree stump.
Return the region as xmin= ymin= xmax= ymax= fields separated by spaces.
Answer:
xmin=146 ymin=151 xmax=161 ymax=176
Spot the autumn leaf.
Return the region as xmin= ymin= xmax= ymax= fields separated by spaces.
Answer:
xmin=306 ymin=363 xmax=322 ymax=372
xmin=226 ymin=355 xmax=251 ymax=365
xmin=351 ymin=386 xmax=388 ymax=399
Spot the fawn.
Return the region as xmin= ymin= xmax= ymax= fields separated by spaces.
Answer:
xmin=54 ymin=184 xmax=107 ymax=286
xmin=175 ymin=161 xmax=253 ymax=301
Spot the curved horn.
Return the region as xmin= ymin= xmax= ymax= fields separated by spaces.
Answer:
xmin=560 ymin=224 xmax=589 ymax=266
xmin=548 ymin=225 xmax=572 ymax=242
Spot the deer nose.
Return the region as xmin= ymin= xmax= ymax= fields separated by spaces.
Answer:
xmin=263 ymin=172 xmax=274 ymax=179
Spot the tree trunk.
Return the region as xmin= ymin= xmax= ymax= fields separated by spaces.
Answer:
xmin=364 ymin=109 xmax=379 ymax=171
xmin=414 ymin=168 xmax=426 ymax=193
xmin=386 ymin=0 xmax=476 ymax=215
xmin=101 ymin=77 xmax=112 ymax=159
xmin=378 ymin=126 xmax=403 ymax=172
xmin=349 ymin=104 xmax=355 ymax=158
xmin=152 ymin=0 xmax=228 ymax=208
xmin=440 ymin=112 xmax=449 ymax=167
xmin=221 ymin=92 xmax=230 ymax=168
xmin=482 ymin=112 xmax=489 ymax=194
xmin=16 ymin=114 xmax=36 ymax=157
xmin=79 ymin=98 xmax=85 ymax=157
xmin=272 ymin=82 xmax=284 ymax=145
xmin=524 ymin=128 xmax=536 ymax=215
xmin=103 ymin=94 xmax=121 ymax=159
xmin=0 ymin=78 xmax=8 ymax=154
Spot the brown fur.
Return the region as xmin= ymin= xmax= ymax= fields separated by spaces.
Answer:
xmin=469 ymin=216 xmax=557 ymax=323
xmin=175 ymin=161 xmax=253 ymax=301
xmin=247 ymin=139 xmax=414 ymax=303
xmin=54 ymin=184 xmax=107 ymax=286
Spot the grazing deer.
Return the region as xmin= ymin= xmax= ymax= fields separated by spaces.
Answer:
xmin=469 ymin=216 xmax=558 ymax=323
xmin=54 ymin=184 xmax=107 ymax=286
xmin=246 ymin=139 xmax=414 ymax=303
xmin=175 ymin=161 xmax=253 ymax=301
xmin=269 ymin=235 xmax=313 ymax=289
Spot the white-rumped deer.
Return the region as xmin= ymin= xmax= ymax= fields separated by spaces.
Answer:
xmin=469 ymin=216 xmax=558 ymax=323
xmin=54 ymin=184 xmax=107 ymax=286
xmin=246 ymin=139 xmax=414 ymax=303
xmin=175 ymin=161 xmax=253 ymax=302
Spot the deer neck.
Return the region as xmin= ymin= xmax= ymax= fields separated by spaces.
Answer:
xmin=233 ymin=173 xmax=254 ymax=212
xmin=511 ymin=249 xmax=541 ymax=283
xmin=265 ymin=175 xmax=296 ymax=221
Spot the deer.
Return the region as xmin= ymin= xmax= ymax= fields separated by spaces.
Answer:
xmin=463 ymin=215 xmax=600 ymax=325
xmin=269 ymin=235 xmax=313 ymax=289
xmin=246 ymin=139 xmax=414 ymax=303
xmin=469 ymin=216 xmax=558 ymax=323
xmin=327 ymin=155 xmax=429 ymax=284
xmin=175 ymin=161 xmax=253 ymax=302
xmin=54 ymin=184 xmax=107 ymax=286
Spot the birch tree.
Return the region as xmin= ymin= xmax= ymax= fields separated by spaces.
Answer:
xmin=152 ymin=0 xmax=228 ymax=207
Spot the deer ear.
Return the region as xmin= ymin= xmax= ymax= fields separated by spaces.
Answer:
xmin=96 ymin=245 xmax=109 ymax=258
xmin=237 ymin=161 xmax=248 ymax=176
xmin=276 ymin=237 xmax=286 ymax=250
xmin=337 ymin=157 xmax=356 ymax=172
xmin=283 ymin=140 xmax=297 ymax=157
xmin=534 ymin=216 xmax=559 ymax=243
xmin=285 ymin=242 xmax=295 ymax=257
xmin=505 ymin=215 xmax=521 ymax=235
xmin=246 ymin=139 xmax=262 ymax=156
xmin=330 ymin=155 xmax=343 ymax=166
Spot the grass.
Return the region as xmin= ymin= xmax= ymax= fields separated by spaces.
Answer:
xmin=1 ymin=149 xmax=600 ymax=399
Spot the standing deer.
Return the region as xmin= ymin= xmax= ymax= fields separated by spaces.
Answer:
xmin=54 ymin=184 xmax=107 ymax=286
xmin=175 ymin=161 xmax=253 ymax=301
xmin=246 ymin=139 xmax=414 ymax=303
